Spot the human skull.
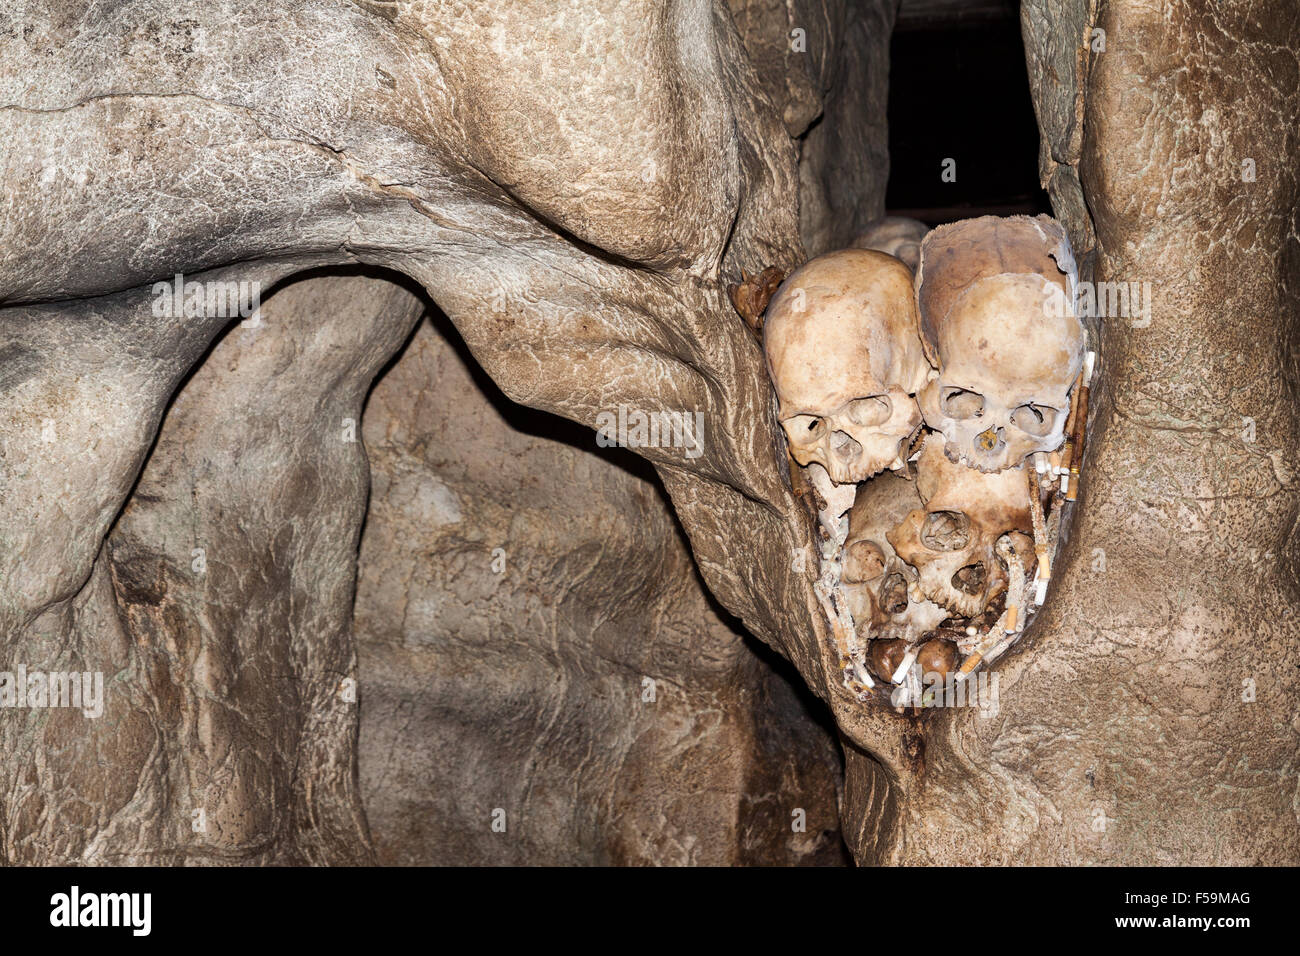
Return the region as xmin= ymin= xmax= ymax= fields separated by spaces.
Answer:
xmin=842 ymin=471 xmax=948 ymax=643
xmin=852 ymin=216 xmax=929 ymax=273
xmin=887 ymin=436 xmax=1035 ymax=618
xmin=915 ymin=216 xmax=1086 ymax=473
xmin=764 ymin=249 xmax=932 ymax=485
xmin=915 ymin=637 xmax=959 ymax=682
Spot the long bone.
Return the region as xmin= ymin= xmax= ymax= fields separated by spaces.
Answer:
xmin=806 ymin=463 xmax=874 ymax=694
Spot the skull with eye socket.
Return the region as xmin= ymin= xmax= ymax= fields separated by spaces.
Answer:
xmin=887 ymin=435 xmax=1036 ymax=618
xmin=841 ymin=471 xmax=947 ymax=643
xmin=914 ymin=216 xmax=1085 ymax=474
xmin=764 ymin=249 xmax=932 ymax=485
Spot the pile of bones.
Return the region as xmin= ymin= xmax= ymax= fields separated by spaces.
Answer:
xmin=760 ymin=216 xmax=1096 ymax=711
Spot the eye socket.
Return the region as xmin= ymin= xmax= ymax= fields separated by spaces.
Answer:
xmin=921 ymin=511 xmax=970 ymax=552
xmin=880 ymin=572 xmax=909 ymax=614
xmin=951 ymin=563 xmax=987 ymax=596
xmin=1011 ymin=403 xmax=1058 ymax=437
xmin=941 ymin=388 xmax=984 ymax=420
xmin=784 ymin=415 xmax=827 ymax=441
xmin=846 ymin=396 xmax=892 ymax=427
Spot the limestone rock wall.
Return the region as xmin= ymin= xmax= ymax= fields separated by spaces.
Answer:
xmin=355 ymin=314 xmax=847 ymax=865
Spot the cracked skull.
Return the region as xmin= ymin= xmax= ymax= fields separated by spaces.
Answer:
xmin=764 ymin=249 xmax=931 ymax=484
xmin=887 ymin=435 xmax=1035 ymax=618
xmin=915 ymin=216 xmax=1086 ymax=473
xmin=842 ymin=471 xmax=948 ymax=643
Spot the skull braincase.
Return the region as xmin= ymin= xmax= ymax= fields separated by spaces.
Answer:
xmin=887 ymin=435 xmax=1034 ymax=618
xmin=764 ymin=249 xmax=931 ymax=485
xmin=852 ymin=216 xmax=929 ymax=273
xmin=842 ymin=471 xmax=948 ymax=642
xmin=915 ymin=215 xmax=1086 ymax=473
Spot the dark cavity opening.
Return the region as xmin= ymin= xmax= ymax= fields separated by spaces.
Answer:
xmin=886 ymin=0 xmax=1050 ymax=226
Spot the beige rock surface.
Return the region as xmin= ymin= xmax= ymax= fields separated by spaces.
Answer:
xmin=356 ymin=315 xmax=846 ymax=865
xmin=1 ymin=0 xmax=1296 ymax=865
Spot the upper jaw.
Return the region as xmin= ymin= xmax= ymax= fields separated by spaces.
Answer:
xmin=942 ymin=438 xmax=1011 ymax=474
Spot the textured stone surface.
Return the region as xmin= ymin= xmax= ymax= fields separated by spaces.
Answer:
xmin=728 ymin=0 xmax=895 ymax=255
xmin=1021 ymin=0 xmax=1099 ymax=270
xmin=2 ymin=0 xmax=1297 ymax=866
xmin=355 ymin=316 xmax=846 ymax=865
xmin=0 ymin=0 xmax=825 ymax=864
xmin=1 ymin=271 xmax=418 ymax=863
